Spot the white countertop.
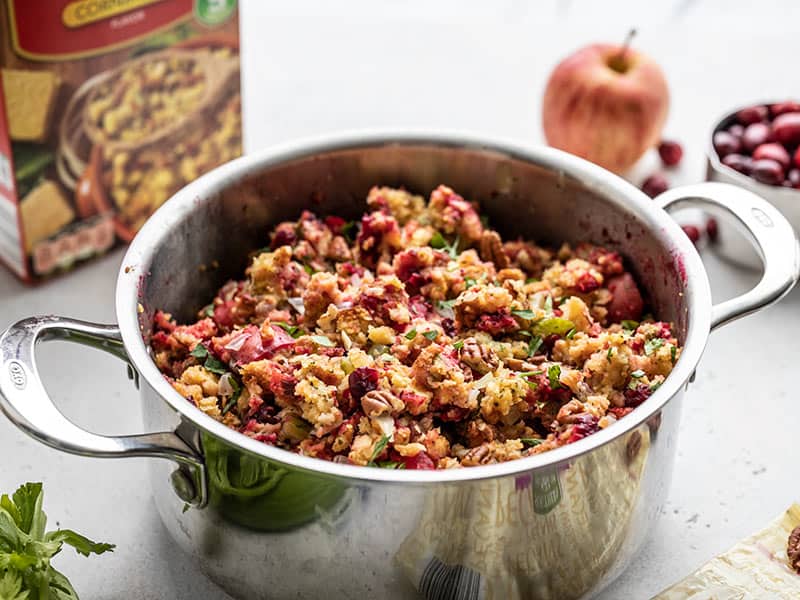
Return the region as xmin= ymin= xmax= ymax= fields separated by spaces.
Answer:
xmin=1 ymin=1 xmax=799 ymax=598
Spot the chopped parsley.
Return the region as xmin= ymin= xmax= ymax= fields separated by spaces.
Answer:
xmin=511 ymin=309 xmax=536 ymax=320
xmin=377 ymin=461 xmax=406 ymax=469
xmin=621 ymin=320 xmax=639 ymax=331
xmin=525 ymin=277 xmax=539 ymax=284
xmin=221 ymin=376 xmax=243 ymax=414
xmin=630 ymin=369 xmax=645 ymax=379
xmin=533 ymin=317 xmax=574 ymax=337
xmin=311 ymin=335 xmax=335 ymax=347
xmin=275 ymin=322 xmax=302 ymax=338
xmin=430 ymin=231 xmax=447 ymax=249
xmin=464 ymin=277 xmax=478 ymax=289
xmin=527 ymin=334 xmax=543 ymax=357
xmin=520 ymin=438 xmax=544 ymax=447
xmin=453 ymin=340 xmax=464 ymax=350
xmin=303 ymin=263 xmax=315 ymax=275
xmin=565 ymin=328 xmax=577 ymax=339
xmin=670 ymin=345 xmax=677 ymax=364
xmin=367 ymin=434 xmax=391 ymax=466
xmin=644 ymin=338 xmax=664 ymax=356
xmin=650 ymin=380 xmax=663 ymax=392
xmin=190 ymin=343 xmax=208 ymax=359
xmin=547 ymin=364 xmax=563 ymax=389
xmin=203 ymin=356 xmax=228 ymax=375
xmin=606 ymin=347 xmax=614 ymax=362
xmin=423 ymin=330 xmax=438 ymax=341
xmin=405 ymin=329 xmax=418 ymax=340
xmin=202 ymin=304 xmax=215 ymax=317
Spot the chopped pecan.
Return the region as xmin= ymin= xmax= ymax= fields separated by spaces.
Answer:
xmin=789 ymin=525 xmax=800 ymax=575
xmin=504 ymin=356 xmax=546 ymax=370
xmin=361 ymin=389 xmax=403 ymax=417
xmin=459 ymin=337 xmax=500 ymax=374
xmin=479 ymin=230 xmax=510 ymax=269
xmin=461 ymin=444 xmax=491 ymax=466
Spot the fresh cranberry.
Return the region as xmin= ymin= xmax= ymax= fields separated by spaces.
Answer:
xmin=721 ymin=153 xmax=753 ymax=175
xmin=624 ymin=383 xmax=653 ymax=407
xmin=713 ymin=131 xmax=741 ymax=158
xmin=641 ymin=173 xmax=669 ymax=198
xmin=736 ymin=105 xmax=768 ymax=125
xmin=706 ymin=218 xmax=719 ymax=243
xmin=348 ymin=367 xmax=379 ymax=401
xmin=752 ymin=143 xmax=791 ymax=169
xmin=575 ymin=271 xmax=600 ymax=293
xmin=751 ymin=158 xmax=785 ymax=186
xmin=770 ymin=101 xmax=800 ymax=117
xmin=772 ymin=112 xmax=800 ymax=147
xmin=681 ymin=225 xmax=701 ymax=245
xmin=398 ymin=451 xmax=436 ymax=470
xmin=324 ymin=215 xmax=346 ymax=235
xmin=606 ymin=272 xmax=644 ymax=323
xmin=441 ymin=318 xmax=457 ymax=337
xmin=658 ymin=140 xmax=683 ymax=167
xmin=742 ymin=122 xmax=772 ymax=152
xmin=475 ymin=311 xmax=518 ymax=335
xmin=609 ymin=406 xmax=634 ymax=419
xmin=794 ymin=146 xmax=800 ymax=170
xmin=270 ymin=225 xmax=297 ymax=250
xmin=727 ymin=124 xmax=745 ymax=138
xmin=567 ymin=414 xmax=599 ymax=444
xmin=786 ymin=169 xmax=800 ymax=189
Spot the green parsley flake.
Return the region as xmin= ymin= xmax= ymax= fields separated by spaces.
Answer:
xmin=670 ymin=345 xmax=677 ymax=364
xmin=644 ymin=338 xmax=664 ymax=356
xmin=464 ymin=277 xmax=477 ymax=289
xmin=453 ymin=340 xmax=464 ymax=350
xmin=512 ymin=309 xmax=536 ymax=320
xmin=547 ymin=364 xmax=563 ymax=389
xmin=533 ymin=317 xmax=575 ymax=337
xmin=631 ymin=369 xmax=645 ymax=379
xmin=275 ymin=322 xmax=302 ymax=338
xmin=202 ymin=304 xmax=215 ymax=317
xmin=621 ymin=320 xmax=639 ymax=331
xmin=303 ymin=264 xmax=314 ymax=275
xmin=405 ymin=329 xmax=418 ymax=340
xmin=203 ymin=355 xmax=228 ymax=375
xmin=377 ymin=461 xmax=406 ymax=469
xmin=527 ymin=334 xmax=543 ymax=357
xmin=423 ymin=330 xmax=438 ymax=341
xmin=430 ymin=231 xmax=447 ymax=249
xmin=367 ymin=434 xmax=391 ymax=466
xmin=606 ymin=347 xmax=614 ymax=362
xmin=565 ymin=328 xmax=577 ymax=339
xmin=520 ymin=438 xmax=544 ymax=447
xmin=191 ymin=343 xmax=208 ymax=359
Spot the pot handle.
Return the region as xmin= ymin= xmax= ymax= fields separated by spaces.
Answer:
xmin=0 ymin=315 xmax=207 ymax=507
xmin=657 ymin=182 xmax=800 ymax=330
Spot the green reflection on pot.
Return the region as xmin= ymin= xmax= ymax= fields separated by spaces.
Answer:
xmin=203 ymin=434 xmax=347 ymax=531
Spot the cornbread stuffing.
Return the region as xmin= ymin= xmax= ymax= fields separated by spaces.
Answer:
xmin=152 ymin=185 xmax=682 ymax=469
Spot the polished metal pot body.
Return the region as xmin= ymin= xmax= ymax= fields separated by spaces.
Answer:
xmin=1 ymin=132 xmax=798 ymax=600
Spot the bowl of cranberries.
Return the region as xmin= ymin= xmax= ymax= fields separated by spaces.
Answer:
xmin=708 ymin=100 xmax=800 ymax=268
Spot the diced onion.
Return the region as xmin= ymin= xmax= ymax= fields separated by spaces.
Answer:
xmin=341 ymin=330 xmax=352 ymax=351
xmin=351 ymin=274 xmax=362 ymax=288
xmin=218 ymin=372 xmax=235 ymax=396
xmin=435 ymin=305 xmax=455 ymax=320
xmin=287 ymin=297 xmax=305 ymax=315
xmin=224 ymin=332 xmax=248 ymax=351
xmin=374 ymin=414 xmax=395 ymax=438
xmin=468 ymin=388 xmax=481 ymax=404
xmin=336 ymin=301 xmax=353 ymax=310
xmin=473 ymin=372 xmax=493 ymax=390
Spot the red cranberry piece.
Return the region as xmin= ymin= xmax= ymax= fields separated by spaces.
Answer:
xmin=742 ymin=123 xmax=772 ymax=153
xmin=641 ymin=173 xmax=669 ymax=198
xmin=606 ymin=272 xmax=644 ymax=323
xmin=727 ymin=124 xmax=745 ymax=138
xmin=770 ymin=101 xmax=800 ymax=117
xmin=270 ymin=226 xmax=297 ymax=250
xmin=348 ymin=367 xmax=379 ymax=401
xmin=658 ymin=140 xmax=683 ymax=167
xmin=795 ymin=146 xmax=800 ymax=170
xmin=751 ymin=159 xmax=784 ymax=186
xmin=787 ymin=169 xmax=800 ymax=189
xmin=706 ymin=218 xmax=719 ymax=243
xmin=567 ymin=414 xmax=600 ymax=443
xmin=398 ymin=451 xmax=436 ymax=470
xmin=713 ymin=131 xmax=741 ymax=157
xmin=772 ymin=112 xmax=800 ymax=147
xmin=624 ymin=384 xmax=653 ymax=408
xmin=681 ymin=225 xmax=701 ymax=245
xmin=736 ymin=105 xmax=768 ymax=125
xmin=752 ymin=143 xmax=791 ymax=169
xmin=721 ymin=153 xmax=753 ymax=174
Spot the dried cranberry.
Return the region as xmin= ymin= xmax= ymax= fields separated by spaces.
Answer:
xmin=641 ymin=173 xmax=669 ymax=198
xmin=349 ymin=367 xmax=379 ymax=401
xmin=681 ymin=225 xmax=701 ymax=245
xmin=475 ymin=311 xmax=519 ymax=335
xmin=658 ymin=140 xmax=683 ymax=166
xmin=713 ymin=131 xmax=741 ymax=158
xmin=736 ymin=105 xmax=768 ymax=125
xmin=741 ymin=122 xmax=772 ymax=152
xmin=398 ymin=451 xmax=436 ymax=470
xmin=270 ymin=226 xmax=297 ymax=250
xmin=751 ymin=158 xmax=784 ymax=186
xmin=441 ymin=318 xmax=457 ymax=337
xmin=575 ymin=271 xmax=600 ymax=293
xmin=567 ymin=414 xmax=599 ymax=443
xmin=324 ymin=215 xmax=346 ymax=235
xmin=772 ymin=112 xmax=800 ymax=147
xmin=721 ymin=153 xmax=753 ymax=175
xmin=706 ymin=218 xmax=719 ymax=243
xmin=609 ymin=406 xmax=634 ymax=419
xmin=408 ymin=295 xmax=432 ymax=319
xmin=752 ymin=143 xmax=791 ymax=169
xmin=794 ymin=146 xmax=800 ymax=170
xmin=624 ymin=383 xmax=652 ymax=407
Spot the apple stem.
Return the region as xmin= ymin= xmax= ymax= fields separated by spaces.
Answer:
xmin=616 ymin=28 xmax=637 ymax=62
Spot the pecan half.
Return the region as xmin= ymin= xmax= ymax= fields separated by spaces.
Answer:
xmin=361 ymin=389 xmax=403 ymax=418
xmin=504 ymin=356 xmax=546 ymax=370
xmin=479 ymin=230 xmax=510 ymax=270
xmin=789 ymin=525 xmax=800 ymax=575
xmin=461 ymin=444 xmax=491 ymax=466
xmin=459 ymin=337 xmax=499 ymax=374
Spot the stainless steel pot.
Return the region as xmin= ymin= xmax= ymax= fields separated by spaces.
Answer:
xmin=706 ymin=103 xmax=800 ymax=270
xmin=1 ymin=132 xmax=798 ymax=600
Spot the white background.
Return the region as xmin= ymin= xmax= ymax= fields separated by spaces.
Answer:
xmin=1 ymin=1 xmax=799 ymax=598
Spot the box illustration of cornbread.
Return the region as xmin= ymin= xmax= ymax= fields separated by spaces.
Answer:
xmin=0 ymin=0 xmax=242 ymax=281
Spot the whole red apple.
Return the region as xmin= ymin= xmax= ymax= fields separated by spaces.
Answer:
xmin=542 ymin=34 xmax=670 ymax=174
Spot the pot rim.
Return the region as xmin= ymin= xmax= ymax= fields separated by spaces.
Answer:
xmin=116 ymin=129 xmax=711 ymax=483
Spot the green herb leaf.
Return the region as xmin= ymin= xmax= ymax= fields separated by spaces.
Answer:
xmin=464 ymin=277 xmax=477 ymax=289
xmin=565 ymin=328 xmax=577 ymax=339
xmin=422 ymin=330 xmax=438 ymax=341
xmin=190 ymin=344 xmax=208 ymax=359
xmin=376 ymin=461 xmax=406 ymax=469
xmin=533 ymin=317 xmax=575 ymax=337
xmin=525 ymin=277 xmax=538 ymax=284
xmin=650 ymin=381 xmax=663 ymax=392
xmin=631 ymin=369 xmax=645 ymax=379
xmin=275 ymin=322 xmax=302 ymax=338
xmin=405 ymin=329 xmax=418 ymax=340
xmin=527 ymin=334 xmax=543 ymax=357
xmin=367 ymin=434 xmax=391 ymax=466
xmin=621 ymin=320 xmax=639 ymax=331
xmin=430 ymin=231 xmax=447 ymax=249
xmin=670 ymin=345 xmax=677 ymax=364
xmin=452 ymin=340 xmax=464 ymax=350
xmin=203 ymin=355 xmax=228 ymax=375
xmin=202 ymin=304 xmax=215 ymax=318
xmin=520 ymin=438 xmax=544 ymax=447
xmin=341 ymin=221 xmax=358 ymax=242
xmin=606 ymin=347 xmax=614 ymax=362
xmin=511 ymin=309 xmax=536 ymax=320
xmin=644 ymin=338 xmax=664 ymax=356
xmin=311 ymin=335 xmax=335 ymax=347
xmin=46 ymin=529 xmax=115 ymax=557
xmin=221 ymin=376 xmax=242 ymax=415
xmin=303 ymin=264 xmax=314 ymax=275
xmin=547 ymin=364 xmax=563 ymax=389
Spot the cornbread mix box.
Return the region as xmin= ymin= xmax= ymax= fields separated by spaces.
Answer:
xmin=0 ymin=0 xmax=242 ymax=282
